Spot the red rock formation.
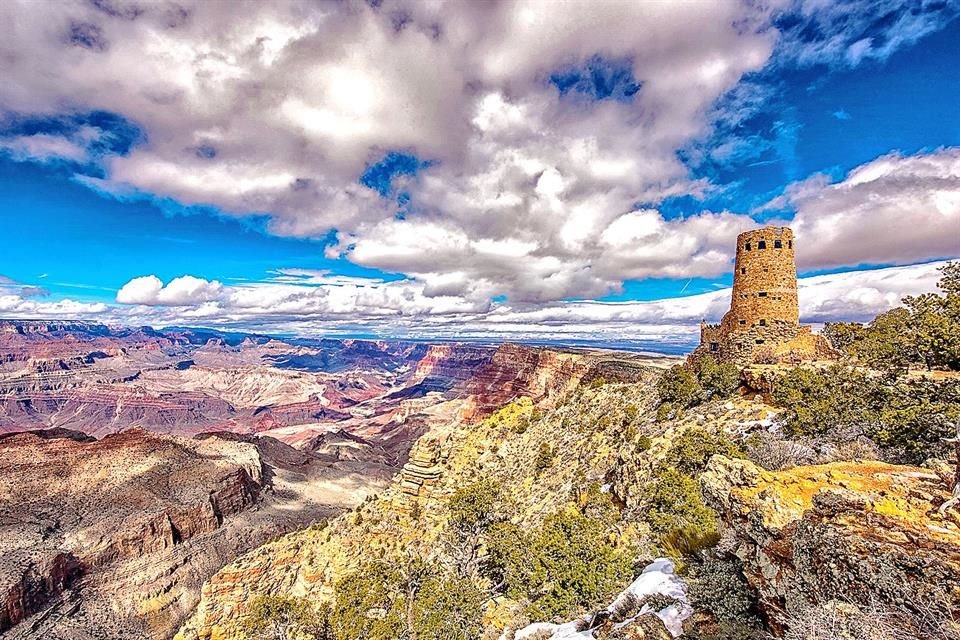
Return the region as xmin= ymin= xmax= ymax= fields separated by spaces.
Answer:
xmin=460 ymin=343 xmax=592 ymax=418
xmin=409 ymin=344 xmax=495 ymax=389
xmin=1 ymin=552 xmax=82 ymax=631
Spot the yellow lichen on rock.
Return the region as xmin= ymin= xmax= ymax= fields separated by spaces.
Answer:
xmin=702 ymin=455 xmax=960 ymax=630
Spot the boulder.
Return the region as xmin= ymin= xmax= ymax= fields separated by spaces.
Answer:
xmin=701 ymin=456 xmax=960 ymax=633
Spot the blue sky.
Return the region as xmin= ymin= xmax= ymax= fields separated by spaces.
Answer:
xmin=0 ymin=0 xmax=958 ymax=343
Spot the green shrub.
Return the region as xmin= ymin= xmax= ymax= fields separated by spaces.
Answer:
xmin=657 ymin=365 xmax=703 ymax=407
xmin=643 ymin=468 xmax=717 ymax=536
xmin=687 ymin=557 xmax=760 ymax=626
xmin=587 ymin=376 xmax=608 ymax=389
xmin=771 ymin=366 xmax=960 ymax=464
xmin=870 ymin=379 xmax=960 ymax=464
xmin=512 ymin=415 xmax=530 ymax=434
xmin=331 ymin=561 xmax=484 ymax=640
xmin=409 ymin=500 xmax=422 ymax=521
xmin=524 ymin=508 xmax=633 ymax=620
xmin=665 ymin=427 xmax=745 ymax=475
xmin=331 ymin=562 xmax=405 ymax=640
xmin=243 ymin=595 xmax=329 ymax=640
xmin=484 ymin=497 xmax=632 ymax=622
xmin=636 ymin=435 xmax=653 ymax=452
xmin=696 ymin=356 xmax=741 ymax=398
xmin=660 ymin=525 xmax=720 ymax=563
xmin=821 ymin=321 xmax=867 ymax=355
xmin=771 ymin=366 xmax=877 ymax=438
xmin=448 ymin=479 xmax=501 ymax=535
xmin=412 ymin=575 xmax=485 ymax=640
xmin=656 ymin=402 xmax=675 ymax=422
xmin=534 ymin=442 xmax=555 ymax=473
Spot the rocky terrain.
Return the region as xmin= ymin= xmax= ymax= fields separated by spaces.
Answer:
xmin=1 ymin=319 xmax=676 ymax=639
xmin=701 ymin=455 xmax=960 ymax=633
xmin=0 ymin=427 xmax=394 ymax=639
xmin=11 ymin=318 xmax=954 ymax=640
xmin=0 ymin=321 xmax=501 ymax=449
xmin=176 ymin=367 xmax=960 ymax=640
xmin=174 ymin=369 xmax=676 ymax=640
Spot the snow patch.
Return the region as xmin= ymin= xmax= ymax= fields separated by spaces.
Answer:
xmin=512 ymin=558 xmax=692 ymax=639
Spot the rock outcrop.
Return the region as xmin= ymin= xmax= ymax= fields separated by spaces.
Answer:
xmin=460 ymin=343 xmax=594 ymax=418
xmin=398 ymin=436 xmax=447 ymax=499
xmin=0 ymin=428 xmax=387 ymax=639
xmin=176 ymin=366 xmax=667 ymax=640
xmin=701 ymin=455 xmax=960 ymax=632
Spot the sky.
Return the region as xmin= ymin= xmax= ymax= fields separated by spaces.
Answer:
xmin=1 ymin=0 xmax=959 ymax=348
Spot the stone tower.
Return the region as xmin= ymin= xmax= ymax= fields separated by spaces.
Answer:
xmin=691 ymin=226 xmax=830 ymax=366
xmin=725 ymin=226 xmax=798 ymax=330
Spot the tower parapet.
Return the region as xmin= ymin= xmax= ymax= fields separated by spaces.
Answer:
xmin=689 ymin=226 xmax=832 ymax=366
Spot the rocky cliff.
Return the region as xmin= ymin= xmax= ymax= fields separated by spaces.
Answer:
xmin=459 ymin=343 xmax=593 ymax=418
xmin=701 ymin=455 xmax=960 ymax=633
xmin=175 ymin=351 xmax=670 ymax=640
xmin=407 ymin=344 xmax=495 ymax=390
xmin=0 ymin=427 xmax=390 ymax=639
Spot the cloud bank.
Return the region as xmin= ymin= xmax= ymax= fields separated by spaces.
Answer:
xmin=0 ymin=0 xmax=957 ymax=344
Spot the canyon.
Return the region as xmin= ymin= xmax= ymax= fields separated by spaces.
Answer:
xmin=0 ymin=319 xmax=666 ymax=639
xmin=8 ymin=318 xmax=954 ymax=640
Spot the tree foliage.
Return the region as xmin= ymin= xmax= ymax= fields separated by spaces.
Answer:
xmin=243 ymin=595 xmax=330 ymax=640
xmin=695 ymin=356 xmax=741 ymax=399
xmin=485 ymin=503 xmax=633 ymax=621
xmin=657 ymin=357 xmax=740 ymax=411
xmin=665 ymin=427 xmax=745 ymax=475
xmin=772 ymin=366 xmax=960 ymax=464
xmin=329 ymin=558 xmax=485 ymax=640
xmin=824 ymin=262 xmax=960 ymax=372
xmin=657 ymin=365 xmax=703 ymax=407
xmin=642 ymin=467 xmax=718 ymax=536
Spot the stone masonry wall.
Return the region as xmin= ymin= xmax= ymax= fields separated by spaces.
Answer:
xmin=690 ymin=226 xmax=833 ymax=367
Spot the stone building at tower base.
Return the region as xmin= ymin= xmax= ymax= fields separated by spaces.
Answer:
xmin=688 ymin=226 xmax=835 ymax=367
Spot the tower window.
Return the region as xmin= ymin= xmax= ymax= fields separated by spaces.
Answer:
xmin=740 ymin=267 xmax=746 ymax=274
xmin=745 ymin=242 xmax=751 ymax=251
xmin=756 ymin=339 xmax=765 ymax=344
xmin=774 ymin=239 xmax=782 ymax=249
xmin=758 ymin=292 xmax=768 ymax=297
xmin=759 ymin=319 xmax=767 ymax=326
xmin=757 ymin=240 xmax=767 ymax=250
xmin=739 ymin=320 xmax=746 ymax=326
xmin=788 ymin=240 xmax=793 ymax=248
xmin=710 ymin=342 xmax=719 ymax=352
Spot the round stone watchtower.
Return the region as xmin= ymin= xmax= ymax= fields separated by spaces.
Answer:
xmin=723 ymin=226 xmax=798 ymax=332
xmin=691 ymin=225 xmax=832 ymax=366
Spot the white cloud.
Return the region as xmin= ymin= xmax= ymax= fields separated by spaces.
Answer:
xmin=0 ymin=293 xmax=107 ymax=317
xmin=774 ymin=0 xmax=959 ymax=68
xmin=0 ymin=0 xmax=780 ymax=302
xmin=47 ymin=260 xmax=942 ymax=347
xmin=769 ymin=148 xmax=960 ymax=269
xmin=0 ymin=133 xmax=89 ymax=162
xmin=1 ymin=0 xmax=957 ymax=315
xmin=117 ymin=275 xmax=223 ymax=306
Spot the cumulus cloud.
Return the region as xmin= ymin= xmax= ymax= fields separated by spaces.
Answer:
xmin=116 ymin=275 xmax=224 ymax=306
xmin=90 ymin=261 xmax=949 ymax=348
xmin=2 ymin=0 xmax=957 ymax=311
xmin=768 ymin=148 xmax=960 ymax=269
xmin=0 ymin=0 xmax=779 ymax=302
xmin=0 ymin=293 xmax=108 ymax=317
